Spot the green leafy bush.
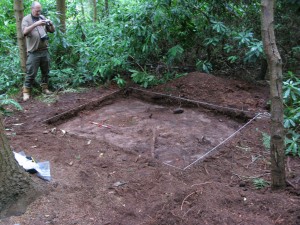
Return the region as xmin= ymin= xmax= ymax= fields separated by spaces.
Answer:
xmin=0 ymin=94 xmax=22 ymax=116
xmin=130 ymin=69 xmax=157 ymax=88
xmin=252 ymin=178 xmax=270 ymax=189
xmin=113 ymin=75 xmax=127 ymax=88
xmin=283 ymin=71 xmax=300 ymax=156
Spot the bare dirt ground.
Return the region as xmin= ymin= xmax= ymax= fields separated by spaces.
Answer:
xmin=1 ymin=72 xmax=300 ymax=225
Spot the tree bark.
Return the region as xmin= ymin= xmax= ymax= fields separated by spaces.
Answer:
xmin=79 ymin=0 xmax=86 ymax=22
xmin=92 ymin=0 xmax=97 ymax=23
xmin=261 ymin=0 xmax=286 ymax=189
xmin=14 ymin=0 xmax=26 ymax=73
xmin=105 ymin=0 xmax=109 ymax=16
xmin=56 ymin=0 xmax=66 ymax=33
xmin=0 ymin=115 xmax=38 ymax=218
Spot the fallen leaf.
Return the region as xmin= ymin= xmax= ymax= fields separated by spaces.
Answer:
xmin=113 ymin=181 xmax=127 ymax=187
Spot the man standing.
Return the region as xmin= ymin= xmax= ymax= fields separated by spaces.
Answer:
xmin=22 ymin=1 xmax=55 ymax=101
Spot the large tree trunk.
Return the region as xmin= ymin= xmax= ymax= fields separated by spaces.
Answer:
xmin=261 ymin=0 xmax=286 ymax=189
xmin=0 ymin=116 xmax=38 ymax=218
xmin=14 ymin=0 xmax=26 ymax=73
xmin=56 ymin=0 xmax=66 ymax=33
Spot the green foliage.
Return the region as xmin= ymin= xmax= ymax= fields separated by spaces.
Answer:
xmin=285 ymin=132 xmax=300 ymax=157
xmin=283 ymin=71 xmax=300 ymax=157
xmin=256 ymin=128 xmax=271 ymax=151
xmin=283 ymin=72 xmax=300 ymax=105
xmin=257 ymin=70 xmax=300 ymax=157
xmin=252 ymin=178 xmax=270 ymax=189
xmin=166 ymin=45 xmax=184 ymax=66
xmin=262 ymin=132 xmax=271 ymax=151
xmin=0 ymin=0 xmax=299 ymax=102
xmin=196 ymin=60 xmax=212 ymax=73
xmin=36 ymin=94 xmax=57 ymax=104
xmin=0 ymin=94 xmax=22 ymax=116
xmin=129 ymin=69 xmax=157 ymax=88
xmin=244 ymin=41 xmax=264 ymax=63
xmin=1 ymin=1 xmax=291 ymax=90
xmin=113 ymin=75 xmax=127 ymax=88
xmin=0 ymin=42 xmax=24 ymax=95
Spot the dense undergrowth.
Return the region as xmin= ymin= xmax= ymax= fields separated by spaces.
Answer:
xmin=0 ymin=0 xmax=299 ymax=155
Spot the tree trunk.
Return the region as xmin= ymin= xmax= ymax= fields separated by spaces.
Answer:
xmin=92 ymin=0 xmax=97 ymax=22
xmin=80 ymin=0 xmax=86 ymax=22
xmin=56 ymin=0 xmax=66 ymax=33
xmin=0 ymin=115 xmax=38 ymax=218
xmin=261 ymin=0 xmax=286 ymax=189
xmin=105 ymin=0 xmax=109 ymax=16
xmin=14 ymin=0 xmax=26 ymax=73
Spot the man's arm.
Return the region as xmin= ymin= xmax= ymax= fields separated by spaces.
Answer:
xmin=23 ymin=20 xmax=47 ymax=36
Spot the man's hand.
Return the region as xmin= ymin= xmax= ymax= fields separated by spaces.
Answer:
xmin=45 ymin=19 xmax=53 ymax=26
xmin=34 ymin=20 xmax=47 ymax=27
xmin=23 ymin=20 xmax=45 ymax=36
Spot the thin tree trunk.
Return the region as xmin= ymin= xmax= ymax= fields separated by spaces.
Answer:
xmin=80 ymin=0 xmax=86 ymax=22
xmin=92 ymin=0 xmax=97 ymax=22
xmin=261 ymin=0 xmax=286 ymax=189
xmin=56 ymin=0 xmax=66 ymax=33
xmin=0 ymin=115 xmax=38 ymax=218
xmin=105 ymin=0 xmax=109 ymax=16
xmin=14 ymin=0 xmax=26 ymax=73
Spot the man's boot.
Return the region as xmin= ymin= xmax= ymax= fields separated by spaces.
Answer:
xmin=23 ymin=87 xmax=30 ymax=101
xmin=41 ymin=84 xmax=53 ymax=95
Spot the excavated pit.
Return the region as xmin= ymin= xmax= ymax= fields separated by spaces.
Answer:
xmin=45 ymin=89 xmax=253 ymax=169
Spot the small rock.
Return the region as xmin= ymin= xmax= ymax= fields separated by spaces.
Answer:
xmin=173 ymin=108 xmax=184 ymax=114
xmin=239 ymin=181 xmax=246 ymax=187
xmin=113 ymin=181 xmax=127 ymax=187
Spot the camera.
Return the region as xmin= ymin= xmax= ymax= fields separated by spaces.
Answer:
xmin=45 ymin=20 xmax=51 ymax=26
xmin=40 ymin=33 xmax=49 ymax=41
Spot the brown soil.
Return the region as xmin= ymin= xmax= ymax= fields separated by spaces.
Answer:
xmin=1 ymin=72 xmax=300 ymax=225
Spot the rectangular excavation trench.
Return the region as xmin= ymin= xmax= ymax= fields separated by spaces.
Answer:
xmin=45 ymin=89 xmax=253 ymax=170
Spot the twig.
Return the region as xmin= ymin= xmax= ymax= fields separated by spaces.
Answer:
xmin=181 ymin=191 xmax=197 ymax=211
xmin=151 ymin=128 xmax=156 ymax=158
xmin=129 ymin=55 xmax=145 ymax=72
xmin=287 ymin=156 xmax=292 ymax=172
xmin=274 ymin=214 xmax=282 ymax=224
xmin=183 ymin=207 xmax=194 ymax=217
xmin=204 ymin=165 xmax=209 ymax=175
xmin=246 ymin=155 xmax=263 ymax=168
xmin=171 ymin=211 xmax=184 ymax=220
xmin=191 ymin=182 xmax=212 ymax=187
xmin=286 ymin=180 xmax=297 ymax=189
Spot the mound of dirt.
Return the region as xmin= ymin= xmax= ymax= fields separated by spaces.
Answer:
xmin=1 ymin=72 xmax=300 ymax=225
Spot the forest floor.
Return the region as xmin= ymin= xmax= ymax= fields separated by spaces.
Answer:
xmin=1 ymin=72 xmax=300 ymax=225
